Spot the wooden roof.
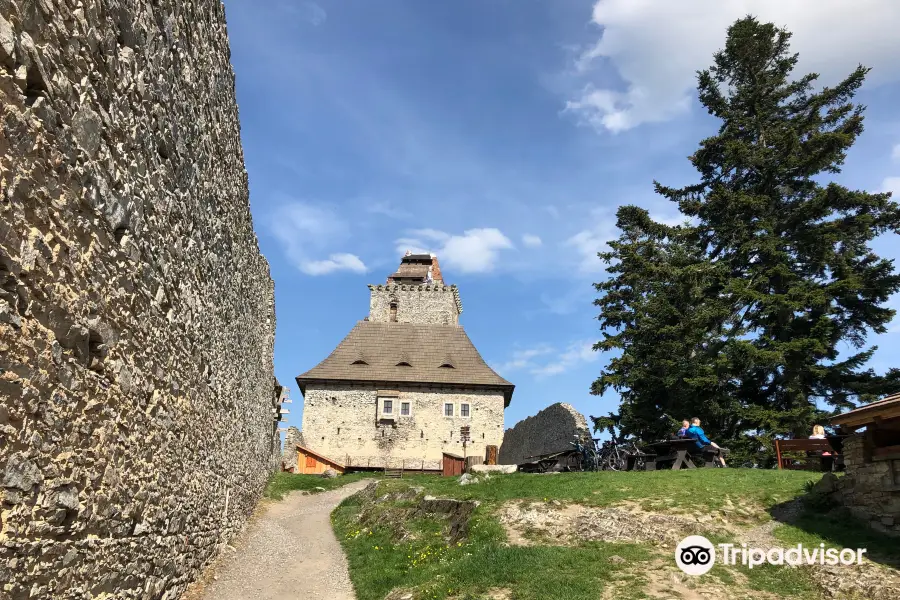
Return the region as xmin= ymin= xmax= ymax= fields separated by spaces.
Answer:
xmin=831 ymin=393 xmax=900 ymax=428
xmin=296 ymin=321 xmax=514 ymax=405
xmin=295 ymin=444 xmax=345 ymax=468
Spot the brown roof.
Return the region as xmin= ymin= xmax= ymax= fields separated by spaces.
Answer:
xmin=296 ymin=322 xmax=514 ymax=405
xmin=295 ymin=444 xmax=345 ymax=468
xmin=831 ymin=393 xmax=900 ymax=428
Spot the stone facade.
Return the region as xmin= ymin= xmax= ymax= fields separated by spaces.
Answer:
xmin=822 ymin=436 xmax=900 ymax=536
xmin=0 ymin=1 xmax=277 ymax=598
xmin=368 ymin=284 xmax=462 ymax=326
xmin=499 ymin=403 xmax=592 ymax=466
xmin=301 ymin=383 xmax=506 ymax=470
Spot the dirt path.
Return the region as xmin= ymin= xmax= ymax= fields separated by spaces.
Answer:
xmin=188 ymin=479 xmax=372 ymax=600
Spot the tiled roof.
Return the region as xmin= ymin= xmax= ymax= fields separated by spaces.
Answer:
xmin=831 ymin=392 xmax=900 ymax=427
xmin=296 ymin=322 xmax=514 ymax=405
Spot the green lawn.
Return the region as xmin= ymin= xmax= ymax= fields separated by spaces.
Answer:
xmin=263 ymin=472 xmax=375 ymax=500
xmin=331 ymin=469 xmax=864 ymax=600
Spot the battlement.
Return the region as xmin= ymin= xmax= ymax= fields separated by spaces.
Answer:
xmin=367 ymin=282 xmax=462 ymax=324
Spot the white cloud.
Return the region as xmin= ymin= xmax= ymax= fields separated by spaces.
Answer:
xmin=496 ymin=341 xmax=599 ymax=377
xmin=565 ymin=208 xmax=618 ymax=273
xmin=302 ymin=254 xmax=367 ymax=276
xmin=522 ymin=234 xmax=543 ymax=247
xmin=569 ymin=0 xmax=900 ymax=133
xmin=269 ymin=201 xmax=367 ymax=276
xmin=882 ymin=177 xmax=900 ymax=198
xmin=892 ymin=144 xmax=900 ymax=162
xmin=396 ymin=228 xmax=514 ymax=274
xmin=367 ymin=201 xmax=411 ymax=220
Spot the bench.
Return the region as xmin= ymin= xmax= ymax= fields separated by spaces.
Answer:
xmin=774 ymin=439 xmax=836 ymax=471
xmin=689 ymin=445 xmax=730 ymax=467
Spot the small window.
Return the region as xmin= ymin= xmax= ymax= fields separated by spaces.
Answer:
xmin=444 ymin=403 xmax=454 ymax=417
xmin=401 ymin=402 xmax=410 ymax=416
xmin=383 ymin=399 xmax=393 ymax=414
xmin=439 ymin=363 xmax=455 ymax=369
xmin=351 ymin=359 xmax=368 ymax=365
xmin=389 ymin=302 xmax=398 ymax=323
xmin=461 ymin=403 xmax=470 ymax=417
xmin=397 ymin=361 xmax=412 ymax=367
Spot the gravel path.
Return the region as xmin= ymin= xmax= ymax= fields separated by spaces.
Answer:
xmin=194 ymin=480 xmax=372 ymax=600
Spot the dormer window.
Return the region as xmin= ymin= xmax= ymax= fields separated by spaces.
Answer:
xmin=439 ymin=363 xmax=455 ymax=369
xmin=351 ymin=358 xmax=368 ymax=365
xmin=397 ymin=361 xmax=412 ymax=367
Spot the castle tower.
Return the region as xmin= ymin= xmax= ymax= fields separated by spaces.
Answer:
xmin=368 ymin=253 xmax=462 ymax=325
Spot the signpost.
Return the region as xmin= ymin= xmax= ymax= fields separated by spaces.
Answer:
xmin=460 ymin=425 xmax=471 ymax=459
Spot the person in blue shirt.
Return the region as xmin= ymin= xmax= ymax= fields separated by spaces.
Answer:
xmin=686 ymin=418 xmax=727 ymax=467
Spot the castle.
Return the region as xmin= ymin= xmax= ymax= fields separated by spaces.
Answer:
xmin=296 ymin=253 xmax=514 ymax=470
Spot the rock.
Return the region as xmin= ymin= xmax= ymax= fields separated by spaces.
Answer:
xmin=458 ymin=473 xmax=476 ymax=486
xmin=608 ymin=555 xmax=626 ymax=564
xmin=0 ymin=13 xmax=14 ymax=68
xmin=1 ymin=453 xmax=43 ymax=491
xmin=813 ymin=472 xmax=838 ymax=494
xmin=321 ymin=469 xmax=338 ymax=479
xmin=468 ymin=464 xmax=517 ymax=475
xmin=72 ymin=108 xmax=102 ymax=157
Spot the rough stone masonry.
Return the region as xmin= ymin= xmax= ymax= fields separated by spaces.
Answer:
xmin=0 ymin=1 xmax=277 ymax=598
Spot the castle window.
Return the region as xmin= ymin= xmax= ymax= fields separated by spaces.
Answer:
xmin=460 ymin=403 xmax=470 ymax=418
xmin=382 ymin=399 xmax=393 ymax=414
xmin=389 ymin=302 xmax=398 ymax=322
xmin=444 ymin=403 xmax=454 ymax=417
xmin=401 ymin=402 xmax=410 ymax=416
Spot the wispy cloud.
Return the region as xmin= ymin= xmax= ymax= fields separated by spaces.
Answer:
xmin=367 ymin=201 xmax=412 ymax=220
xmin=522 ymin=234 xmax=543 ymax=247
xmin=396 ymin=228 xmax=515 ymax=274
xmin=568 ymin=0 xmax=900 ymax=133
xmin=495 ymin=341 xmax=599 ymax=378
xmin=269 ymin=200 xmax=367 ymax=275
xmin=279 ymin=0 xmax=327 ymax=26
xmin=882 ymin=177 xmax=900 ymax=197
xmin=892 ymin=143 xmax=900 ymax=162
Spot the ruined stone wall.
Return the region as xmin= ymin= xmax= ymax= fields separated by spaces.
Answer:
xmin=301 ymin=383 xmax=505 ymax=470
xmin=282 ymin=426 xmax=302 ymax=472
xmin=827 ymin=436 xmax=900 ymax=536
xmin=368 ymin=284 xmax=461 ymax=326
xmin=498 ymin=403 xmax=591 ymax=465
xmin=0 ymin=1 xmax=277 ymax=598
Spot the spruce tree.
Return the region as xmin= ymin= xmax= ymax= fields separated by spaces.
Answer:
xmin=594 ymin=17 xmax=900 ymax=445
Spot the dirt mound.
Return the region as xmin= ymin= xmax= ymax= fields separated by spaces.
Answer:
xmin=497 ymin=501 xmax=729 ymax=547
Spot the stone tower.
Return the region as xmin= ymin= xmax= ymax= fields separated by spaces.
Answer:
xmin=367 ymin=253 xmax=462 ymax=325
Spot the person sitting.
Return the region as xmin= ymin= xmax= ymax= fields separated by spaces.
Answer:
xmin=686 ymin=417 xmax=727 ymax=467
xmin=809 ymin=424 xmax=833 ymax=471
xmin=676 ymin=420 xmax=690 ymax=438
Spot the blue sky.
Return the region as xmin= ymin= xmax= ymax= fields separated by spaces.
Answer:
xmin=221 ymin=0 xmax=900 ymax=434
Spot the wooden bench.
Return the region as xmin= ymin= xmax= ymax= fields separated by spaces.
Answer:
xmin=774 ymin=439 xmax=836 ymax=471
xmin=383 ymin=468 xmax=404 ymax=479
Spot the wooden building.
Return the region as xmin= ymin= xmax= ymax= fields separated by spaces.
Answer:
xmin=295 ymin=443 xmax=346 ymax=475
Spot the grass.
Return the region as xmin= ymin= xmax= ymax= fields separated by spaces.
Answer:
xmin=390 ymin=469 xmax=819 ymax=513
xmin=263 ymin=472 xmax=374 ymax=500
xmin=773 ymin=510 xmax=900 ymax=566
xmin=333 ymin=497 xmax=653 ymax=600
xmin=331 ymin=469 xmax=849 ymax=600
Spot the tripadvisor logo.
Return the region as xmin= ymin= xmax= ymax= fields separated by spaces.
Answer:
xmin=676 ymin=535 xmax=868 ymax=576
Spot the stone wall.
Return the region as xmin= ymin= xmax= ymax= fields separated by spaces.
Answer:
xmin=282 ymin=426 xmax=303 ymax=472
xmin=823 ymin=436 xmax=900 ymax=536
xmin=301 ymin=383 xmax=506 ymax=470
xmin=0 ymin=1 xmax=277 ymax=598
xmin=499 ymin=403 xmax=591 ymax=466
xmin=368 ymin=284 xmax=462 ymax=325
